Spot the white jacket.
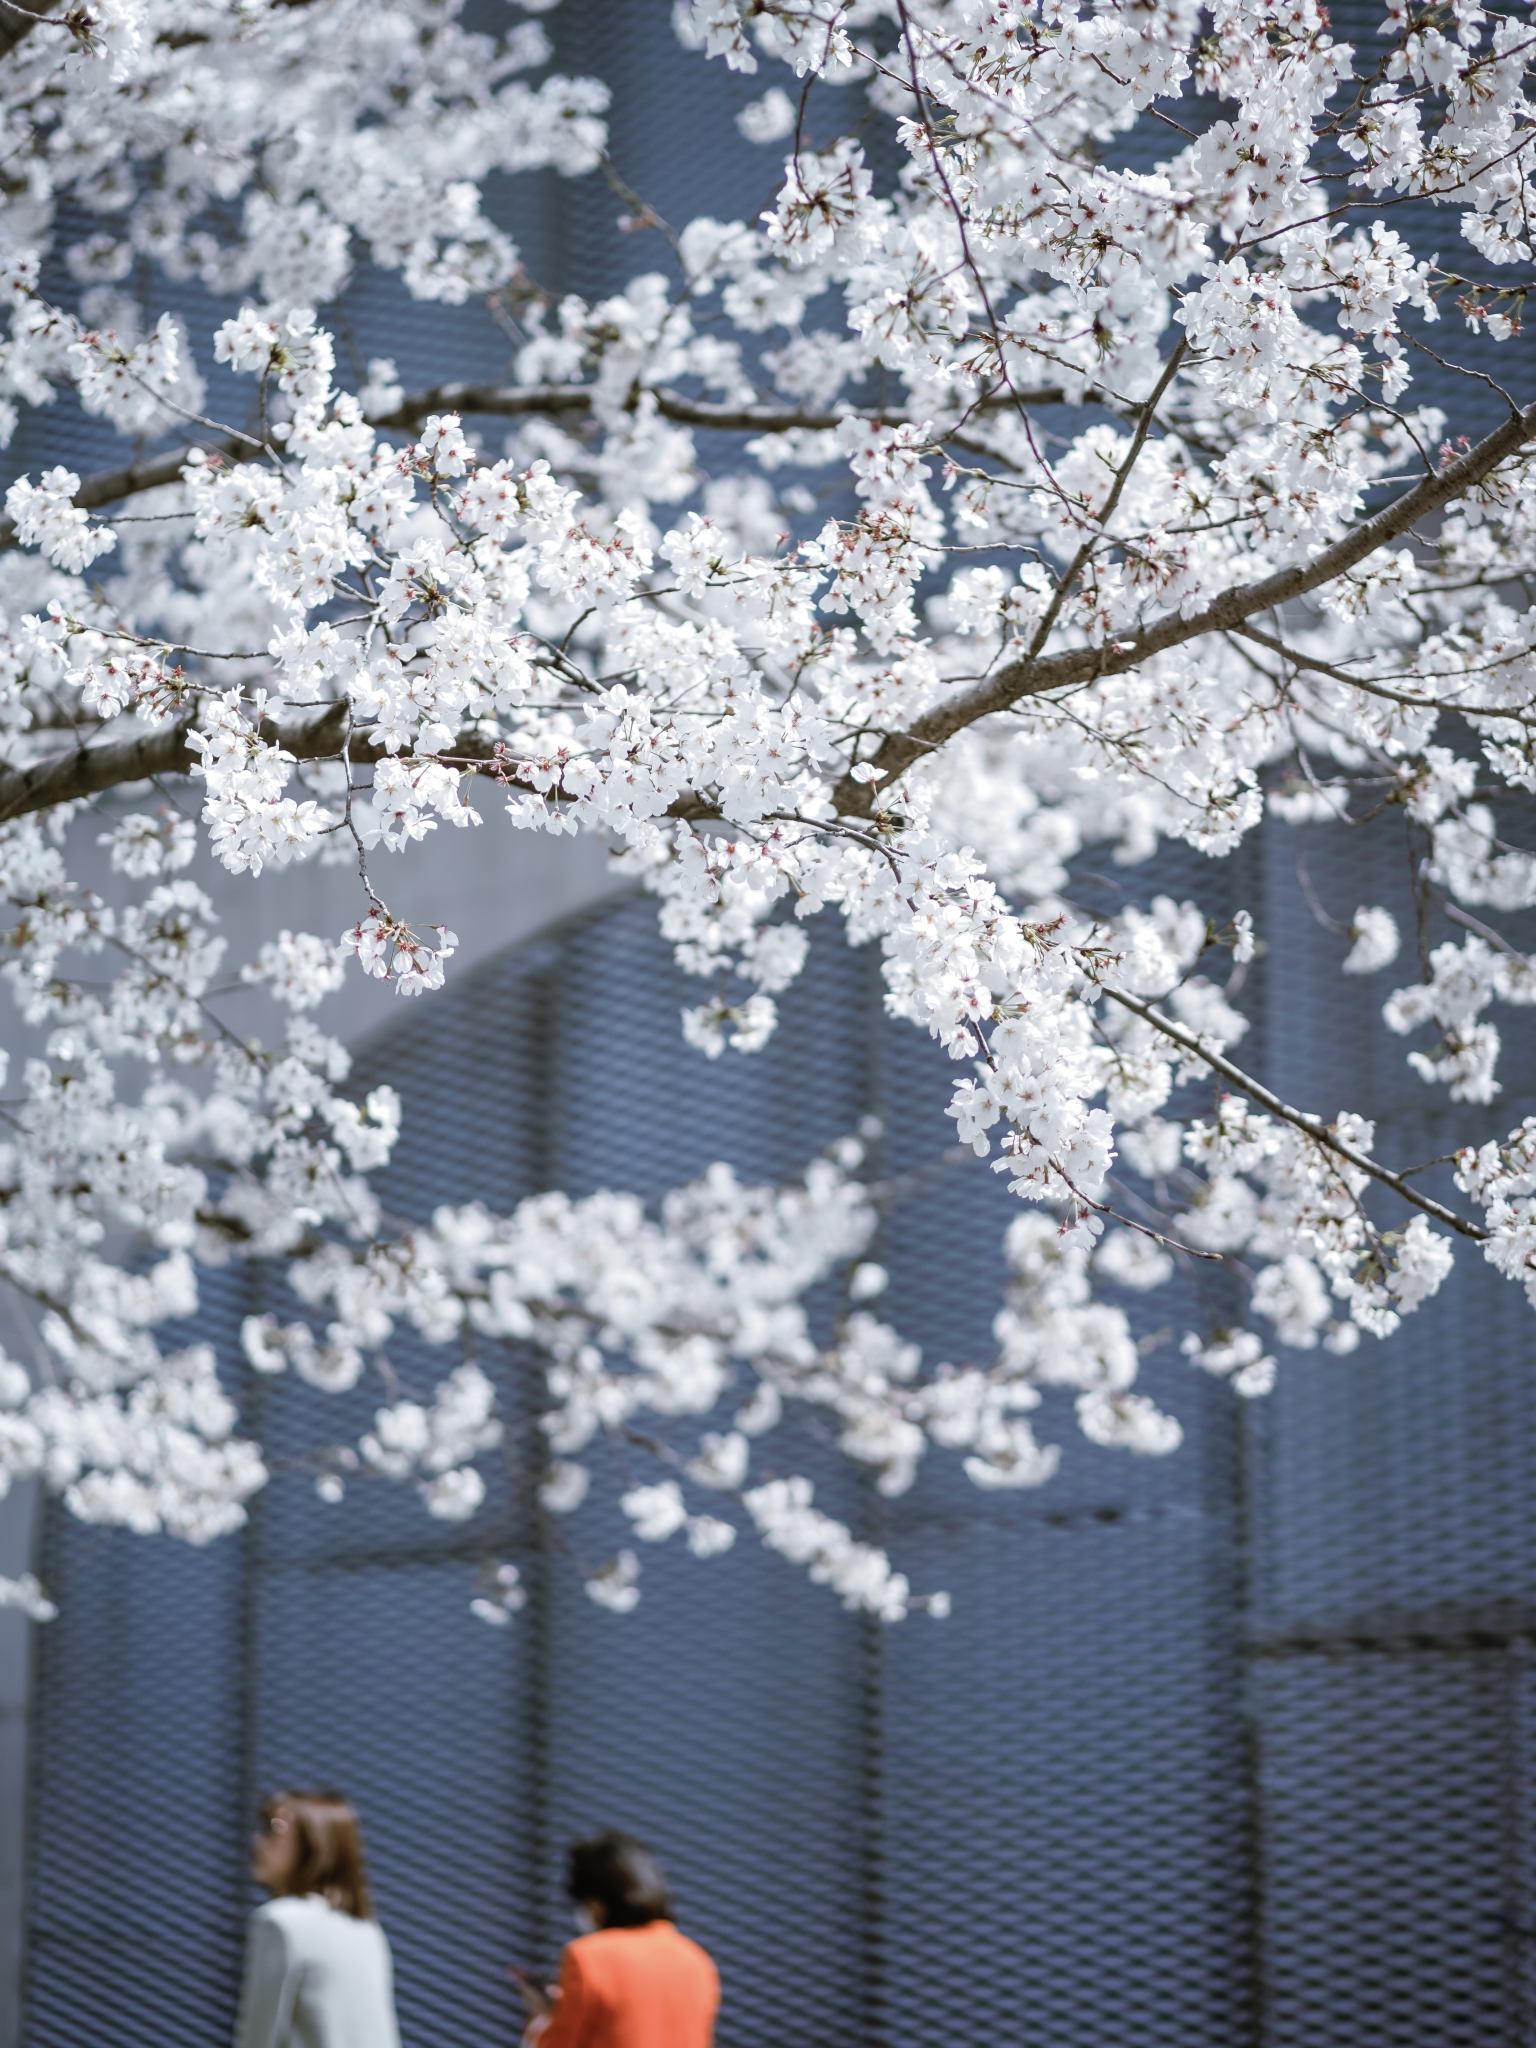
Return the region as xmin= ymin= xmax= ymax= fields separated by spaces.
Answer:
xmin=234 ymin=1895 xmax=402 ymax=2048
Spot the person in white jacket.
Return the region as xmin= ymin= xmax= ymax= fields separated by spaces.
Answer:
xmin=235 ymin=1790 xmax=402 ymax=2048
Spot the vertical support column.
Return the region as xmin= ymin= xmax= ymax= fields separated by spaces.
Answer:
xmin=0 ymin=1480 xmax=39 ymax=2048
xmin=234 ymin=1308 xmax=269 ymax=1966
xmin=1237 ymin=740 xmax=1277 ymax=2048
xmin=1232 ymin=1398 xmax=1269 ymax=2048
xmin=522 ymin=955 xmax=563 ymax=1979
xmin=859 ymin=1600 xmax=890 ymax=2048
xmin=216 ymin=1256 xmax=275 ymax=2041
xmin=858 ymin=934 xmax=892 ymax=2047
xmin=1497 ymin=1639 xmax=1534 ymax=2045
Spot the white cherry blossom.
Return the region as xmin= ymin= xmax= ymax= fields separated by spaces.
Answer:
xmin=1 ymin=0 xmax=1534 ymax=1619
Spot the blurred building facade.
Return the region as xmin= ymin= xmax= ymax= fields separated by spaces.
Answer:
xmin=19 ymin=841 xmax=1536 ymax=2048
xmin=6 ymin=5 xmax=1536 ymax=2046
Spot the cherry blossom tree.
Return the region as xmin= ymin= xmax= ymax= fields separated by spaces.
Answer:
xmin=1 ymin=0 xmax=1535 ymax=1621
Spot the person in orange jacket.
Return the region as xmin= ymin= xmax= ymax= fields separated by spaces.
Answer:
xmin=513 ymin=1831 xmax=718 ymax=2048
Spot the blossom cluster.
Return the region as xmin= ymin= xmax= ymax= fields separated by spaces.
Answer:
xmin=0 ymin=0 xmax=1534 ymax=1618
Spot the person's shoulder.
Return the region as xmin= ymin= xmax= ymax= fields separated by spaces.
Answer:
xmin=248 ymin=1896 xmax=317 ymax=1952
xmin=661 ymin=1925 xmax=718 ymax=1980
xmin=569 ymin=1924 xmax=682 ymax=1949
xmin=594 ymin=1923 xmax=716 ymax=1978
xmin=563 ymin=1930 xmax=611 ymax=1967
xmin=563 ymin=1926 xmax=658 ymax=1975
xmin=252 ymin=1895 xmax=323 ymax=1929
xmin=253 ymin=1897 xmax=381 ymax=1950
xmin=569 ymin=1922 xmax=713 ymax=1972
xmin=555 ymin=1930 xmax=604 ymax=1989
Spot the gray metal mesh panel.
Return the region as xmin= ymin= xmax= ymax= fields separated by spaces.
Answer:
xmin=249 ymin=1558 xmax=531 ymax=2048
xmin=877 ymin=1509 xmax=1251 ymax=2048
xmin=1239 ymin=807 xmax=1536 ymax=2048
xmin=1254 ymin=1650 xmax=1521 ymax=2046
xmin=21 ymin=804 xmax=1536 ymax=2048
xmin=25 ymin=877 xmax=1268 ymax=2048
xmin=24 ymin=1265 xmax=252 ymax=2048
xmin=17 ymin=16 xmax=1536 ymax=2044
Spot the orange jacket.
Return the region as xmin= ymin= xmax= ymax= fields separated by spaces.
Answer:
xmin=530 ymin=1923 xmax=718 ymax=2048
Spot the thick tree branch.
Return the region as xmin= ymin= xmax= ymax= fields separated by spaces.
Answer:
xmin=832 ymin=399 xmax=1536 ymax=817
xmin=0 ymin=693 xmax=736 ymax=825
xmin=367 ymin=382 xmax=1058 ymax=435
xmin=0 ymin=701 xmax=511 ymax=824
xmin=0 ymin=446 xmax=213 ymax=549
xmin=14 ymin=391 xmax=1528 ymax=842
xmin=0 ymin=381 xmax=1072 ymax=549
xmin=0 ymin=714 xmax=200 ymax=821
xmin=1101 ymin=984 xmax=1488 ymax=1242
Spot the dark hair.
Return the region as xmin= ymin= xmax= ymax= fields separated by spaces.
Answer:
xmin=565 ymin=1830 xmax=672 ymax=1929
xmin=262 ymin=1790 xmax=375 ymax=1919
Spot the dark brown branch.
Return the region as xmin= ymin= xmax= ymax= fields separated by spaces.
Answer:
xmin=0 ymin=446 xmax=210 ymax=549
xmin=0 ymin=700 xmax=492 ymax=824
xmin=0 ymin=381 xmax=1073 ymax=549
xmin=14 ymin=388 xmax=1530 ymax=837
xmin=368 ymin=381 xmax=594 ymax=430
xmin=0 ymin=686 xmax=737 ymax=824
xmin=831 ymin=398 xmax=1536 ymax=817
xmin=0 ymin=713 xmax=201 ymax=821
xmin=369 ymin=380 xmax=1068 ymax=436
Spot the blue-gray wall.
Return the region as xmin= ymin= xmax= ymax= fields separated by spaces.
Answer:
xmin=10 ymin=7 xmax=1536 ymax=2045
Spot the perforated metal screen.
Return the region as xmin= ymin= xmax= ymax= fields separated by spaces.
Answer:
xmin=23 ymin=816 xmax=1536 ymax=2048
xmin=15 ymin=6 xmax=1536 ymax=2042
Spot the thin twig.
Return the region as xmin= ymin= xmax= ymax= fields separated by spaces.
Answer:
xmin=1099 ymin=983 xmax=1487 ymax=1241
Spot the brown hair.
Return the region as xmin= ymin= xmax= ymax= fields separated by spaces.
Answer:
xmin=261 ymin=1791 xmax=375 ymax=1919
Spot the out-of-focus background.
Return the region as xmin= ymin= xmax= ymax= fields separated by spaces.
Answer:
xmin=5 ymin=6 xmax=1536 ymax=2045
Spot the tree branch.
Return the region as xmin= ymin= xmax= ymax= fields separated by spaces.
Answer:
xmin=1100 ymin=983 xmax=1488 ymax=1241
xmin=1019 ymin=339 xmax=1188 ymax=663
xmin=0 ymin=382 xmax=1072 ymax=549
xmin=0 ymin=713 xmax=201 ymax=822
xmin=16 ymin=388 xmax=1526 ymax=843
xmin=0 ymin=0 xmax=63 ymax=60
xmin=832 ymin=399 xmax=1536 ymax=817
xmin=368 ymin=382 xmax=1065 ymax=436
xmin=0 ymin=700 xmax=508 ymax=824
xmin=0 ymin=446 xmax=217 ymax=549
xmin=0 ymin=688 xmax=738 ymax=825
xmin=1233 ymin=620 xmax=1536 ymax=725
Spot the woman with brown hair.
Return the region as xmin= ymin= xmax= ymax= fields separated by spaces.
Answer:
xmin=514 ymin=1830 xmax=717 ymax=2048
xmin=235 ymin=1790 xmax=401 ymax=2048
